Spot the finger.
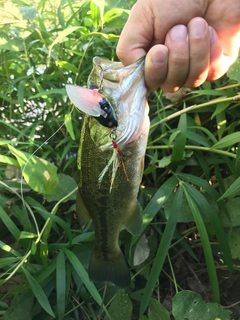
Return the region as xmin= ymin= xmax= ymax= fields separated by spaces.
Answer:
xmin=117 ymin=0 xmax=207 ymax=66
xmin=116 ymin=2 xmax=153 ymax=65
xmin=184 ymin=18 xmax=210 ymax=88
xmin=207 ymin=26 xmax=236 ymax=80
xmin=161 ymin=25 xmax=189 ymax=92
xmin=204 ymin=0 xmax=240 ymax=58
xmin=144 ymin=45 xmax=168 ymax=92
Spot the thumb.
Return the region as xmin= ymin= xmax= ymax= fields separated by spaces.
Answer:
xmin=116 ymin=3 xmax=153 ymax=65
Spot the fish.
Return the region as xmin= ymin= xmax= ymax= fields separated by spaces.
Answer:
xmin=66 ymin=56 xmax=149 ymax=288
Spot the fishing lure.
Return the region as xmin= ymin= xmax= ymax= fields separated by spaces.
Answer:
xmin=66 ymin=85 xmax=118 ymax=128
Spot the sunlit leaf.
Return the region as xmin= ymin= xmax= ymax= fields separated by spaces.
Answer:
xmin=227 ymin=56 xmax=240 ymax=82
xmin=18 ymin=231 xmax=37 ymax=240
xmin=49 ymin=26 xmax=82 ymax=51
xmin=8 ymin=145 xmax=58 ymax=195
xmin=19 ymin=6 xmax=37 ymax=20
xmin=64 ymin=113 xmax=75 ymax=140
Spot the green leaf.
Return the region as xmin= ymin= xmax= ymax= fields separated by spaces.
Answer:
xmin=0 ymin=155 xmax=19 ymax=167
xmin=56 ymin=251 xmax=66 ymax=320
xmin=91 ymin=0 xmax=102 ymax=28
xmin=22 ymin=268 xmax=55 ymax=317
xmin=140 ymin=187 xmax=183 ymax=315
xmin=228 ymin=226 xmax=240 ymax=259
xmin=57 ymin=4 xmax=65 ymax=28
xmin=104 ymin=290 xmax=132 ymax=320
xmin=227 ymin=56 xmax=240 ymax=82
xmin=3 ymin=293 xmax=34 ymax=320
xmin=211 ymin=101 xmax=230 ymax=119
xmin=183 ymin=184 xmax=220 ymax=303
xmin=220 ymin=198 xmax=240 ymax=227
xmin=141 ymin=175 xmax=178 ymax=232
xmin=17 ymin=80 xmax=26 ymax=112
xmin=57 ymin=61 xmax=78 ymax=73
xmin=8 ymin=145 xmax=58 ymax=195
xmin=0 ymin=205 xmax=20 ymax=240
xmin=156 ymin=155 xmax=171 ymax=168
xmin=49 ymin=26 xmax=82 ymax=52
xmin=216 ymin=111 xmax=226 ymax=140
xmin=64 ymin=248 xmax=102 ymax=306
xmin=29 ymin=88 xmax=66 ymax=99
xmin=191 ymin=89 xmax=231 ymax=96
xmin=148 ymin=299 xmax=170 ymax=320
xmin=172 ymin=291 xmax=231 ymax=320
xmin=0 ymin=1 xmax=23 ymax=25
xmin=184 ymin=184 xmax=232 ymax=272
xmin=0 ymin=240 xmax=20 ymax=257
xmin=212 ymin=132 xmax=240 ymax=149
xmin=19 ymin=6 xmax=37 ymax=20
xmin=0 ymin=257 xmax=19 ymax=269
xmin=171 ymin=113 xmax=187 ymax=162
xmin=44 ymin=173 xmax=77 ymax=202
xmin=64 ymin=113 xmax=75 ymax=140
xmin=26 ymin=197 xmax=73 ymax=245
xmin=18 ymin=231 xmax=37 ymax=240
xmin=218 ymin=176 xmax=240 ymax=200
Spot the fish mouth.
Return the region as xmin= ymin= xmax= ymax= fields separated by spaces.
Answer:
xmin=88 ymin=57 xmax=149 ymax=147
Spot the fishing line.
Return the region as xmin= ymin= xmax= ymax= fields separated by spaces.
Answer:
xmin=20 ymin=120 xmax=66 ymax=236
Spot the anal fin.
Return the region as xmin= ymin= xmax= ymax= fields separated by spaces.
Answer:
xmin=123 ymin=202 xmax=142 ymax=236
xmin=76 ymin=189 xmax=91 ymax=227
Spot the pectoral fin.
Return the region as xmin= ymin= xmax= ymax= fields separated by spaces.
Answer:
xmin=76 ymin=189 xmax=91 ymax=227
xmin=123 ymin=202 xmax=142 ymax=236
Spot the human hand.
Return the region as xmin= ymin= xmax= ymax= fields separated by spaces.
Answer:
xmin=116 ymin=0 xmax=240 ymax=92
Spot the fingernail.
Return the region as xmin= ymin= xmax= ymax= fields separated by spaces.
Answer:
xmin=170 ymin=25 xmax=188 ymax=42
xmin=190 ymin=19 xmax=206 ymax=38
xmin=152 ymin=48 xmax=167 ymax=66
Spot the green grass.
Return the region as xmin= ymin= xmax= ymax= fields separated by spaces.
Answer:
xmin=0 ymin=0 xmax=240 ymax=319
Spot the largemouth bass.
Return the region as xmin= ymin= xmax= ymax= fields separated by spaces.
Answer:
xmin=66 ymin=56 xmax=149 ymax=287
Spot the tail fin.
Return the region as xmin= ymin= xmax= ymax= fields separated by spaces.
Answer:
xmin=88 ymin=249 xmax=131 ymax=288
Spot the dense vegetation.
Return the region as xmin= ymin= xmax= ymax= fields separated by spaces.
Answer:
xmin=1 ymin=0 xmax=240 ymax=319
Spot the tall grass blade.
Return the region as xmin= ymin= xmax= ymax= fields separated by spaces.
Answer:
xmin=22 ymin=267 xmax=55 ymax=317
xmin=56 ymin=250 xmax=66 ymax=320
xmin=183 ymin=185 xmax=220 ymax=303
xmin=64 ymin=248 xmax=102 ymax=306
xmin=0 ymin=206 xmax=20 ymax=240
xmin=140 ymin=187 xmax=183 ymax=315
xmin=183 ymin=183 xmax=232 ymax=272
